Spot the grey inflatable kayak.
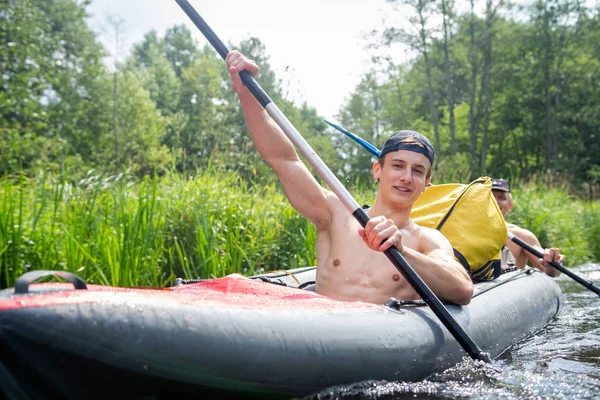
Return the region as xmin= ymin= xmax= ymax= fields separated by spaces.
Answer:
xmin=0 ymin=267 xmax=562 ymax=398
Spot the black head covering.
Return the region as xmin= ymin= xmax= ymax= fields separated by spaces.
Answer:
xmin=379 ymin=130 xmax=435 ymax=166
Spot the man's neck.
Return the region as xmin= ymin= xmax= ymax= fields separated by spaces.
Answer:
xmin=368 ymin=200 xmax=413 ymax=228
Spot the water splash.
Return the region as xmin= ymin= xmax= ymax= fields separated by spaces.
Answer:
xmin=303 ymin=264 xmax=600 ymax=399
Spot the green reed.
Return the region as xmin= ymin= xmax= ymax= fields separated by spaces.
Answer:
xmin=0 ymin=168 xmax=317 ymax=288
xmin=507 ymin=180 xmax=598 ymax=266
xmin=163 ymin=172 xmax=316 ymax=279
xmin=582 ymin=201 xmax=600 ymax=261
xmin=0 ymin=169 xmax=597 ymax=289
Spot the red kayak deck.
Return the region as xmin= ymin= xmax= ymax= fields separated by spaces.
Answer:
xmin=0 ymin=274 xmax=378 ymax=311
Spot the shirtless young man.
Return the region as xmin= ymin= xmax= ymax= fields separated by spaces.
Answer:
xmin=491 ymin=179 xmax=563 ymax=277
xmin=226 ymin=51 xmax=473 ymax=305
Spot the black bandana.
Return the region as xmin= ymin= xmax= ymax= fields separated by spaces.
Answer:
xmin=379 ymin=130 xmax=435 ymax=166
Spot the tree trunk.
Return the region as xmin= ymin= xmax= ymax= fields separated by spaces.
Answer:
xmin=106 ymin=16 xmax=125 ymax=172
xmin=441 ymin=0 xmax=456 ymax=158
xmin=510 ymin=129 xmax=524 ymax=171
xmin=542 ymin=2 xmax=555 ymax=172
xmin=553 ymin=32 xmax=566 ymax=170
xmin=480 ymin=81 xmax=492 ymax=174
xmin=468 ymin=0 xmax=480 ymax=168
xmin=479 ymin=0 xmax=494 ymax=174
xmin=423 ymin=53 xmax=440 ymax=157
xmin=113 ymin=70 xmax=119 ymax=172
xmin=417 ymin=0 xmax=440 ymax=158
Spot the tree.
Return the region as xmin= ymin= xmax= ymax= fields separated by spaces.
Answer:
xmin=0 ymin=0 xmax=108 ymax=174
xmin=103 ymin=16 xmax=126 ymax=172
xmin=440 ymin=0 xmax=458 ymax=158
xmin=177 ymin=51 xmax=225 ymax=172
xmin=467 ymin=0 xmax=480 ymax=168
xmin=129 ymin=31 xmax=181 ymax=115
xmin=385 ymin=0 xmax=442 ymax=159
xmin=94 ymin=71 xmax=172 ymax=173
xmin=336 ymin=0 xmax=599 ymax=187
xmin=337 ymin=72 xmax=386 ymax=183
xmin=163 ymin=25 xmax=201 ymax=78
xmin=477 ymin=0 xmax=498 ymax=174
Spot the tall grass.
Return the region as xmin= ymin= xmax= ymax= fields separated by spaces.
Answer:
xmin=0 ymin=169 xmax=597 ymax=289
xmin=0 ymin=168 xmax=316 ymax=289
xmin=506 ymin=179 xmax=598 ymax=266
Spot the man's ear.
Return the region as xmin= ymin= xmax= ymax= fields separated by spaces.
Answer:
xmin=373 ymin=161 xmax=381 ymax=182
xmin=423 ymin=177 xmax=431 ymax=191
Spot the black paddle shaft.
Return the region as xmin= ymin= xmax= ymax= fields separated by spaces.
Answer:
xmin=174 ymin=0 xmax=490 ymax=362
xmin=353 ymin=208 xmax=490 ymax=362
xmin=174 ymin=0 xmax=271 ymax=108
xmin=509 ymin=234 xmax=600 ymax=297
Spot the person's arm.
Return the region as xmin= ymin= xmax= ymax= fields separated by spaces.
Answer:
xmin=359 ymin=217 xmax=473 ymax=305
xmin=226 ymin=51 xmax=332 ymax=230
xmin=509 ymin=225 xmax=563 ymax=277
xmin=405 ymin=228 xmax=474 ymax=305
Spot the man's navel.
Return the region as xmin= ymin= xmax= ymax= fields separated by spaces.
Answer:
xmin=333 ymin=259 xmax=341 ymax=267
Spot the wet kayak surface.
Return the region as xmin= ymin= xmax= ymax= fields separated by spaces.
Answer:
xmin=305 ymin=263 xmax=600 ymax=400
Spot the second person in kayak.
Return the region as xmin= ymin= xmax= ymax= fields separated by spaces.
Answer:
xmin=491 ymin=178 xmax=564 ymax=277
xmin=226 ymin=50 xmax=473 ymax=305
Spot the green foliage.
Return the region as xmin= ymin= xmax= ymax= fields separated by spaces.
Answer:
xmin=1 ymin=1 xmax=327 ymax=181
xmin=2 ymin=0 xmax=598 ymax=190
xmin=340 ymin=1 xmax=599 ymax=189
xmin=581 ymin=201 xmax=600 ymax=261
xmin=0 ymin=0 xmax=108 ymax=174
xmin=0 ymin=169 xmax=318 ymax=289
xmin=506 ymin=180 xmax=596 ymax=265
xmin=128 ymin=43 xmax=181 ymax=115
xmin=1 ymin=170 xmax=597 ymax=289
xmin=163 ymin=25 xmax=201 ymax=78
xmin=432 ymin=152 xmax=474 ymax=184
xmin=176 ymin=54 xmax=227 ymax=170
xmin=1 ymin=0 xmax=597 ymax=291
xmin=109 ymin=71 xmax=173 ymax=173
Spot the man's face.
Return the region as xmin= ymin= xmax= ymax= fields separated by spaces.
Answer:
xmin=373 ymin=150 xmax=431 ymax=207
xmin=492 ymin=189 xmax=512 ymax=217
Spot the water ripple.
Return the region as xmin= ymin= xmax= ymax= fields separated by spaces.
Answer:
xmin=304 ymin=264 xmax=600 ymax=399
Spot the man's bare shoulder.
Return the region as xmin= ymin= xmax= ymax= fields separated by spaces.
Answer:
xmin=415 ymin=224 xmax=453 ymax=252
xmin=413 ymin=224 xmax=461 ymax=266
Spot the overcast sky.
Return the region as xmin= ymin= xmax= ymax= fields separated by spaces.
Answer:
xmin=86 ymin=0 xmax=409 ymax=118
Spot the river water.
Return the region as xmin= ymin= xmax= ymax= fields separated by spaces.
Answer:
xmin=307 ymin=263 xmax=600 ymax=400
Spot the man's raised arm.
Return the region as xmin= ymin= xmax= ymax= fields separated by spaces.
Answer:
xmin=226 ymin=51 xmax=332 ymax=230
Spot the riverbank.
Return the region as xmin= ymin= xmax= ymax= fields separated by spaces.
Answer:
xmin=1 ymin=169 xmax=597 ymax=289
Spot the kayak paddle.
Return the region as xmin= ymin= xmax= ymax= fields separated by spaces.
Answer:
xmin=508 ymin=233 xmax=600 ymax=297
xmin=174 ymin=0 xmax=490 ymax=363
xmin=324 ymin=120 xmax=381 ymax=158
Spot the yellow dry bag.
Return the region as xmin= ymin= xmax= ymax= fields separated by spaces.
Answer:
xmin=410 ymin=177 xmax=507 ymax=281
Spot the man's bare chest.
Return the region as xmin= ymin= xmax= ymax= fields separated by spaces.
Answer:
xmin=324 ymin=218 xmax=419 ymax=276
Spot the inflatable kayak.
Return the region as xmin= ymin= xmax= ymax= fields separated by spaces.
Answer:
xmin=0 ymin=267 xmax=562 ymax=399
